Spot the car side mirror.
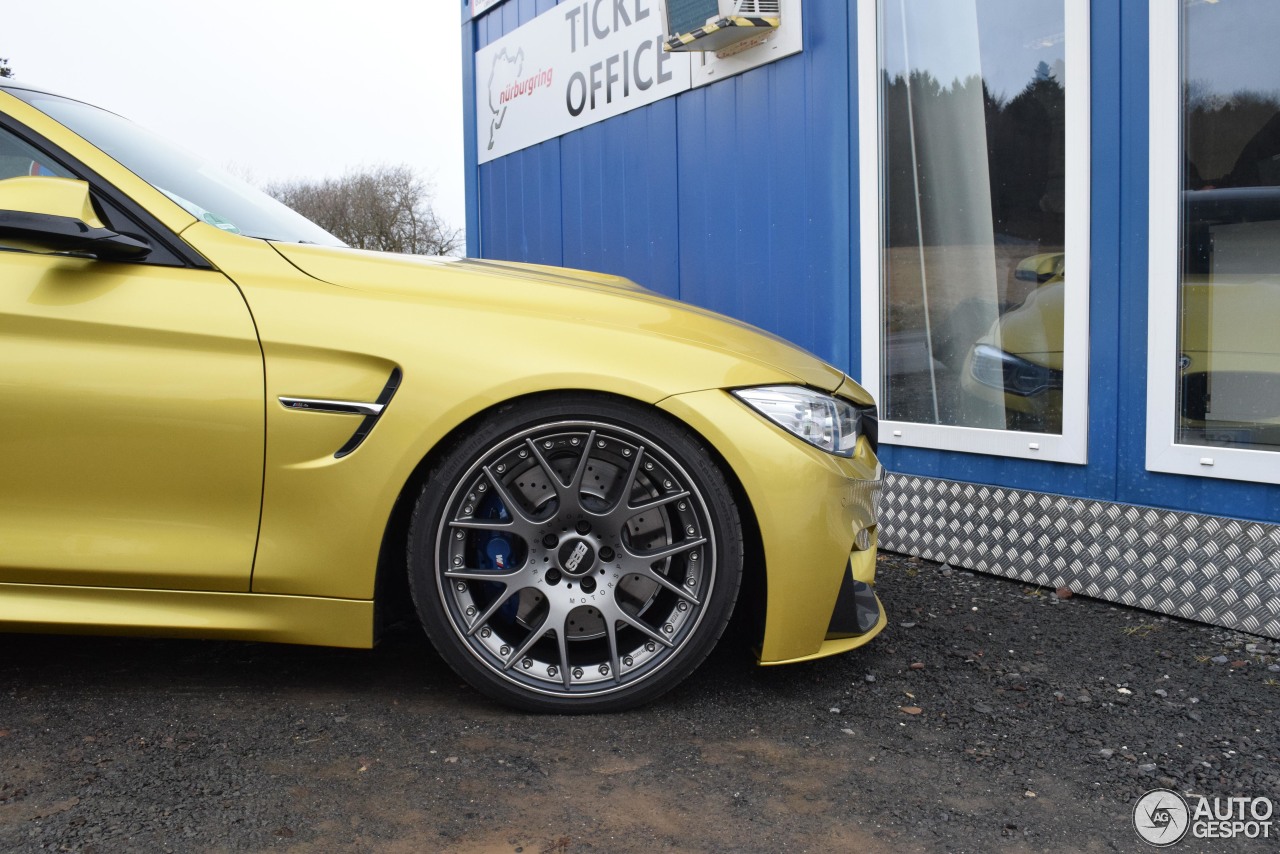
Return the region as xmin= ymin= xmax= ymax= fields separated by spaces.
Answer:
xmin=0 ymin=176 xmax=151 ymax=261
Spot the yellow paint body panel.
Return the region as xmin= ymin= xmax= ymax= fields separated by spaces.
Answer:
xmin=658 ymin=389 xmax=883 ymax=663
xmin=0 ymin=247 xmax=264 ymax=591
xmin=0 ymin=85 xmax=885 ymax=668
xmin=0 ymin=583 xmax=371 ymax=647
xmin=760 ymin=599 xmax=888 ymax=665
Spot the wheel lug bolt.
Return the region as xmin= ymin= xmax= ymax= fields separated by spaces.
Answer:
xmin=453 ymin=557 xmax=462 ymax=566
xmin=599 ymin=547 xmax=615 ymax=561
xmin=597 ymin=440 xmax=606 ymax=448
xmin=677 ymin=601 xmax=688 ymax=612
xmin=663 ymin=624 xmax=674 ymax=634
xmin=522 ymin=658 xmax=533 ymax=669
xmin=645 ymin=462 xmax=653 ymax=470
xmin=465 ymin=607 xmax=476 ymax=617
xmin=456 ymin=582 xmax=466 ymax=592
xmin=464 ymin=506 xmax=474 ymax=514
xmin=572 ymin=668 xmax=584 ymax=679
xmin=477 ymin=483 xmax=487 ymax=492
xmin=623 ymin=656 xmax=634 ymax=667
xmin=571 ymin=437 xmax=580 ymax=446
xmin=664 ymin=480 xmax=673 ymax=488
xmin=690 ymin=553 xmax=698 ymax=562
xmin=686 ymin=576 xmax=696 ymax=587
xmin=496 ymin=463 xmax=506 ymax=472
xmin=543 ymin=441 xmax=553 ymax=449
xmin=500 ymin=645 xmax=510 ymax=656
xmin=480 ymin=627 xmax=492 ymax=637
xmin=600 ymin=664 xmax=609 ymax=675
xmin=575 ymin=521 xmax=591 ymax=534
xmin=622 ymin=448 xmax=631 ymax=457
xmin=543 ymin=534 xmax=558 ymax=548
xmin=686 ymin=525 xmax=695 ymax=535
xmin=519 ymin=449 xmax=528 ymax=458
xmin=455 ymin=531 xmax=464 ymax=540
xmin=547 ymin=666 xmax=558 ymax=677
xmin=645 ymin=642 xmax=656 ymax=652
xmin=678 ymin=502 xmax=687 ymax=510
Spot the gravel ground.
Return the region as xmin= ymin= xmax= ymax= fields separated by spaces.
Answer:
xmin=2 ymin=552 xmax=1278 ymax=853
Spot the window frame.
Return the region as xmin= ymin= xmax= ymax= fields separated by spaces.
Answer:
xmin=856 ymin=0 xmax=1091 ymax=463
xmin=0 ymin=109 xmax=210 ymax=269
xmin=1145 ymin=0 xmax=1280 ymax=485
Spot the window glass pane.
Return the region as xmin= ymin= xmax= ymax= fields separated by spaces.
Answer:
xmin=0 ymin=127 xmax=72 ymax=181
xmin=1179 ymin=0 xmax=1280 ymax=452
xmin=879 ymin=0 xmax=1066 ymax=433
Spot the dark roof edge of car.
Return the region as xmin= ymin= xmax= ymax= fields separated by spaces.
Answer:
xmin=0 ymin=79 xmax=130 ymax=121
xmin=1 ymin=78 xmax=66 ymax=97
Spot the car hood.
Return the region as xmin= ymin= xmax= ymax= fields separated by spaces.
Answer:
xmin=271 ymin=243 xmax=846 ymax=392
xmin=984 ymin=281 xmax=1064 ymax=370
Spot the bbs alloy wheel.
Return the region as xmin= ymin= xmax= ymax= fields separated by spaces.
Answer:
xmin=409 ymin=396 xmax=742 ymax=712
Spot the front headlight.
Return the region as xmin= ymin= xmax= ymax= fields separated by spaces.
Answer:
xmin=969 ymin=344 xmax=1064 ymax=397
xmin=733 ymin=385 xmax=876 ymax=456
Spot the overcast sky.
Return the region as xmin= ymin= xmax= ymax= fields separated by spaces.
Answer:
xmin=4 ymin=0 xmax=467 ymax=237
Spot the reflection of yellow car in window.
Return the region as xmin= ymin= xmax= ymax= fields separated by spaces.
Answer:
xmin=0 ymin=80 xmax=886 ymax=713
xmin=960 ymin=253 xmax=1065 ymax=433
xmin=962 ymin=189 xmax=1280 ymax=447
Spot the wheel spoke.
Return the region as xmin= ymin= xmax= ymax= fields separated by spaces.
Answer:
xmin=596 ymin=445 xmax=645 ymax=519
xmin=555 ymin=625 xmax=572 ymax=689
xmin=604 ymin=618 xmax=623 ymax=685
xmin=465 ymin=584 xmax=524 ymax=637
xmin=625 ymin=488 xmax=691 ymax=516
xmin=637 ymin=567 xmax=702 ymax=605
xmin=565 ymin=429 xmax=597 ymax=495
xmin=617 ymin=611 xmax=675 ymax=648
xmin=626 ymin=535 xmax=707 ymax=563
xmin=443 ymin=567 xmax=524 ymax=582
xmin=449 ymin=518 xmax=515 ymax=531
xmin=500 ymin=615 xmax=550 ymax=671
xmin=482 ymin=465 xmax=543 ymax=528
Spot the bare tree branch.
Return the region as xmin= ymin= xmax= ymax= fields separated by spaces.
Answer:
xmin=267 ymin=165 xmax=463 ymax=256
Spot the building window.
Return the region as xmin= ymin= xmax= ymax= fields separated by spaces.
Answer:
xmin=1147 ymin=0 xmax=1280 ymax=484
xmin=858 ymin=0 xmax=1089 ymax=462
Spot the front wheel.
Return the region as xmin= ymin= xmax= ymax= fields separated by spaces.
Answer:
xmin=408 ymin=395 xmax=743 ymax=713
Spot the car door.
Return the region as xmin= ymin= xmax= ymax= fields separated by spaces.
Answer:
xmin=0 ymin=121 xmax=263 ymax=593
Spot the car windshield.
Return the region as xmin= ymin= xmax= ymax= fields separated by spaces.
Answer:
xmin=10 ymin=88 xmax=343 ymax=246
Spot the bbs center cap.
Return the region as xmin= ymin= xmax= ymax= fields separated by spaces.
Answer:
xmin=557 ymin=538 xmax=596 ymax=577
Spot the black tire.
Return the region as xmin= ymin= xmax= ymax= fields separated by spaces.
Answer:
xmin=408 ymin=394 xmax=743 ymax=713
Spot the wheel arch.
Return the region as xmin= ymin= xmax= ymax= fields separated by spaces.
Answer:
xmin=371 ymin=388 xmax=767 ymax=649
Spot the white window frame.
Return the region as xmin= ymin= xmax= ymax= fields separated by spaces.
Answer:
xmin=1145 ymin=0 xmax=1280 ymax=485
xmin=856 ymin=0 xmax=1091 ymax=463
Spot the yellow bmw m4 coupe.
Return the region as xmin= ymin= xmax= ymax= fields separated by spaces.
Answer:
xmin=0 ymin=80 xmax=884 ymax=712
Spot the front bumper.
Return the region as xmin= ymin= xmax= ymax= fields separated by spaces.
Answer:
xmin=658 ymin=386 xmax=886 ymax=664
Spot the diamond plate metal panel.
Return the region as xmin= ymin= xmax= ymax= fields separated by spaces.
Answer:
xmin=879 ymin=474 xmax=1280 ymax=640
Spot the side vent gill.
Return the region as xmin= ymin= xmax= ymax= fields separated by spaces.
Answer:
xmin=278 ymin=367 xmax=403 ymax=459
xmin=334 ymin=367 xmax=402 ymax=458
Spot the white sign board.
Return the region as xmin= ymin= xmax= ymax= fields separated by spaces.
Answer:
xmin=476 ymin=0 xmax=691 ymax=164
xmin=470 ymin=0 xmax=504 ymax=18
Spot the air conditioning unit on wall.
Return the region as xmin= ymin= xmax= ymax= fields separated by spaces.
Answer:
xmin=662 ymin=0 xmax=782 ymax=53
